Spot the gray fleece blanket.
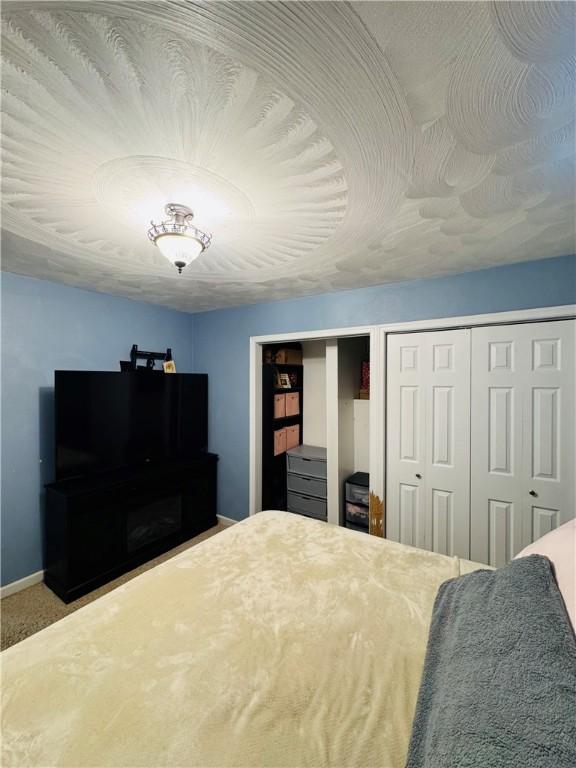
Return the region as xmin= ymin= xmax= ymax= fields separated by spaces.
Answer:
xmin=406 ymin=554 xmax=576 ymax=768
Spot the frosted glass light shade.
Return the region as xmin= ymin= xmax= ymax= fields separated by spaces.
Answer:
xmin=155 ymin=234 xmax=204 ymax=272
xmin=148 ymin=203 xmax=211 ymax=274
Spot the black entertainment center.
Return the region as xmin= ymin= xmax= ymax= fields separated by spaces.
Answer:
xmin=44 ymin=370 xmax=217 ymax=603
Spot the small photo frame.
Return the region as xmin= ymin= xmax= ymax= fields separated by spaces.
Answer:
xmin=277 ymin=372 xmax=291 ymax=389
xmin=163 ymin=360 xmax=176 ymax=373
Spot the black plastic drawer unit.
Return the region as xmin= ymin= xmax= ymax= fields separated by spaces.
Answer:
xmin=345 ymin=471 xmax=369 ymax=531
xmin=345 ymin=472 xmax=369 ymax=505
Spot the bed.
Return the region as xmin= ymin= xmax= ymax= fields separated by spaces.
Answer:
xmin=1 ymin=511 xmax=485 ymax=768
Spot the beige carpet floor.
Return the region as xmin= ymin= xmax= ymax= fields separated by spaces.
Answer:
xmin=1 ymin=521 xmax=230 ymax=651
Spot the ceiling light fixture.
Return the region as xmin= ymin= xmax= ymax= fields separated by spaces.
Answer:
xmin=148 ymin=203 xmax=212 ymax=274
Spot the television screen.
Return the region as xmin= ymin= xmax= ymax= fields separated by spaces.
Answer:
xmin=55 ymin=371 xmax=207 ymax=480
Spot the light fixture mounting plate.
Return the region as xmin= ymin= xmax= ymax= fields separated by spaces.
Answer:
xmin=165 ymin=203 xmax=194 ymax=220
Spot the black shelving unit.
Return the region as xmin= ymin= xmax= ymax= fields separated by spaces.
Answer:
xmin=262 ymin=347 xmax=304 ymax=511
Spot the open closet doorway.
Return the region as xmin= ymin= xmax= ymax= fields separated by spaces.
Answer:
xmin=250 ymin=327 xmax=384 ymax=536
xmin=329 ymin=336 xmax=371 ymax=529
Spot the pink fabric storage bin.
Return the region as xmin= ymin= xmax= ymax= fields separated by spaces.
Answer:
xmin=285 ymin=424 xmax=300 ymax=451
xmin=285 ymin=392 xmax=300 ymax=417
xmin=274 ymin=394 xmax=286 ymax=419
xmin=274 ymin=428 xmax=287 ymax=456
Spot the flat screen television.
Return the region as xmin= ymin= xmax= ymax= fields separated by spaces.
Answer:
xmin=55 ymin=371 xmax=208 ymax=481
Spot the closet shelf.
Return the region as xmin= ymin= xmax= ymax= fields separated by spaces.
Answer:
xmin=274 ymin=414 xmax=301 ymax=422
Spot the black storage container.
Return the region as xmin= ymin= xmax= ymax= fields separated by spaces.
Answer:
xmin=345 ymin=471 xmax=369 ymax=532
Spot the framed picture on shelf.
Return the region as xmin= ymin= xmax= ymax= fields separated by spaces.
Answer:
xmin=276 ymin=372 xmax=292 ymax=389
xmin=163 ymin=360 xmax=176 ymax=373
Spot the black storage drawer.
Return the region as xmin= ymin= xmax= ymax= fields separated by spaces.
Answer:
xmin=44 ymin=454 xmax=218 ymax=602
xmin=345 ymin=472 xmax=369 ymax=506
xmin=345 ymin=483 xmax=369 ymax=506
xmin=345 ymin=501 xmax=369 ymax=528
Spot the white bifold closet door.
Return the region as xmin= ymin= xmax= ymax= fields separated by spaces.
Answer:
xmin=470 ymin=320 xmax=575 ymax=567
xmin=387 ymin=319 xmax=575 ymax=567
xmin=386 ymin=330 xmax=471 ymax=559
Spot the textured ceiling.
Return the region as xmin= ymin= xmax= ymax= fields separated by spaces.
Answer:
xmin=1 ymin=1 xmax=575 ymax=312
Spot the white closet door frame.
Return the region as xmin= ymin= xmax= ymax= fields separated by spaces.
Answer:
xmin=249 ymin=325 xmax=384 ymax=519
xmin=325 ymin=339 xmax=340 ymax=525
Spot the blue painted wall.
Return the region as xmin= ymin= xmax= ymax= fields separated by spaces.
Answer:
xmin=2 ymin=255 xmax=575 ymax=586
xmin=1 ymin=272 xmax=195 ymax=586
xmin=193 ymin=255 xmax=575 ymax=524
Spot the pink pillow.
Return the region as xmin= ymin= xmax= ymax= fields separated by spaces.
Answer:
xmin=515 ymin=518 xmax=576 ymax=632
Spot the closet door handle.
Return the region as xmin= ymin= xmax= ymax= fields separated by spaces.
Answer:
xmin=415 ymin=473 xmax=422 ymax=479
xmin=529 ymin=490 xmax=538 ymax=497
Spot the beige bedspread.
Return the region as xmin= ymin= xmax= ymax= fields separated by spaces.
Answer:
xmin=1 ymin=511 xmax=483 ymax=768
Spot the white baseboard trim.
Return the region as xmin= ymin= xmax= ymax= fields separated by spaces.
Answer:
xmin=1 ymin=570 xmax=44 ymax=599
xmin=217 ymin=514 xmax=238 ymax=527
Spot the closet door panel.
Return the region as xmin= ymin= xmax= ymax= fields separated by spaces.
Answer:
xmin=386 ymin=335 xmax=427 ymax=549
xmin=470 ymin=326 xmax=525 ymax=565
xmin=487 ymin=499 xmax=521 ymax=566
xmin=432 ymin=489 xmax=453 ymax=556
xmin=471 ymin=319 xmax=575 ymax=566
xmin=523 ymin=320 xmax=575 ymax=542
xmin=399 ymin=483 xmax=420 ymax=546
xmin=387 ymin=329 xmax=470 ymax=557
xmin=426 ymin=330 xmax=471 ymax=559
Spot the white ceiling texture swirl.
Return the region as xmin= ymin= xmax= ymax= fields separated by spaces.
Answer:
xmin=1 ymin=1 xmax=575 ymax=311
